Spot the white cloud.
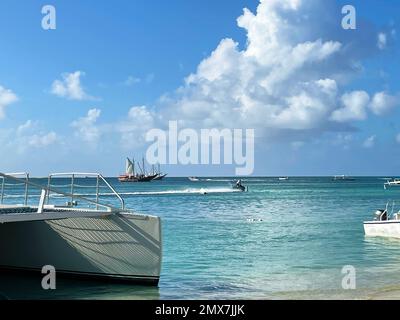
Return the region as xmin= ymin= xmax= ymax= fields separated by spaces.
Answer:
xmin=369 ymin=92 xmax=399 ymax=115
xmin=71 ymin=108 xmax=102 ymax=143
xmin=17 ymin=120 xmax=37 ymax=135
xmin=51 ymin=71 xmax=94 ymax=100
xmin=157 ymin=0 xmax=392 ymax=140
xmin=332 ymin=133 xmax=353 ymax=150
xmin=28 ymin=132 xmax=57 ymax=148
xmin=363 ymin=135 xmax=376 ymax=148
xmin=0 ymin=86 xmax=18 ymax=119
xmin=330 ymin=91 xmax=370 ymax=122
xmin=124 ymin=76 xmax=141 ymax=86
xmin=377 ymin=33 xmax=387 ymax=50
xmin=117 ymin=106 xmax=155 ymax=148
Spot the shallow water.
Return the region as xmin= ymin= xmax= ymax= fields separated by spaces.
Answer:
xmin=1 ymin=176 xmax=400 ymax=300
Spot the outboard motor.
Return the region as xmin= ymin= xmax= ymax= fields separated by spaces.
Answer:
xmin=374 ymin=209 xmax=388 ymax=221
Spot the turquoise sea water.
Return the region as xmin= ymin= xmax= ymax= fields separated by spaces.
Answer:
xmin=2 ymin=176 xmax=400 ymax=300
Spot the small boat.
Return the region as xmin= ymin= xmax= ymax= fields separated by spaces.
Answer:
xmin=232 ymin=179 xmax=247 ymax=192
xmin=364 ymin=202 xmax=400 ymax=238
xmin=384 ymin=178 xmax=400 ymax=189
xmin=0 ymin=172 xmax=162 ymax=284
xmin=278 ymin=177 xmax=289 ymax=181
xmin=188 ymin=177 xmax=199 ymax=182
xmin=332 ymin=175 xmax=356 ymax=181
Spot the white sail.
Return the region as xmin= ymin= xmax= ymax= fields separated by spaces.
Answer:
xmin=126 ymin=158 xmax=134 ymax=175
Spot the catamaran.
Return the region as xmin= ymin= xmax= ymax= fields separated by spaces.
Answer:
xmin=0 ymin=172 xmax=162 ymax=284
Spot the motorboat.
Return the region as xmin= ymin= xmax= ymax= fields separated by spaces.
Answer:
xmin=384 ymin=178 xmax=400 ymax=189
xmin=0 ymin=172 xmax=162 ymax=285
xmin=364 ymin=201 xmax=400 ymax=239
xmin=188 ymin=177 xmax=199 ymax=182
xmin=278 ymin=177 xmax=289 ymax=181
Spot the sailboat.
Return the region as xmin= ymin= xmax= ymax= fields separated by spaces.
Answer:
xmin=152 ymin=164 xmax=167 ymax=181
xmin=136 ymin=158 xmax=158 ymax=182
xmin=118 ymin=157 xmax=157 ymax=182
xmin=118 ymin=158 xmax=138 ymax=182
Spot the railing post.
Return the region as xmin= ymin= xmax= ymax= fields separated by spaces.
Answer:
xmin=0 ymin=178 xmax=4 ymax=205
xmin=96 ymin=175 xmax=100 ymax=210
xmin=24 ymin=173 xmax=29 ymax=206
xmin=46 ymin=175 xmax=51 ymax=204
xmin=71 ymin=174 xmax=75 ymax=205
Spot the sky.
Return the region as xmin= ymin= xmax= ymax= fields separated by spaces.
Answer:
xmin=0 ymin=0 xmax=399 ymax=177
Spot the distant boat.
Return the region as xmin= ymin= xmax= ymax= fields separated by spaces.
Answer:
xmin=153 ymin=173 xmax=167 ymax=181
xmin=152 ymin=164 xmax=167 ymax=181
xmin=332 ymin=175 xmax=356 ymax=181
xmin=188 ymin=177 xmax=199 ymax=182
xmin=384 ymin=178 xmax=400 ymax=189
xmin=119 ymin=157 xmax=157 ymax=182
xmin=278 ymin=177 xmax=289 ymax=181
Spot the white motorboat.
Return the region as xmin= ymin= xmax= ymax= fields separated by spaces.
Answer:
xmin=0 ymin=172 xmax=162 ymax=285
xmin=188 ymin=177 xmax=199 ymax=182
xmin=278 ymin=177 xmax=289 ymax=181
xmin=364 ymin=202 xmax=400 ymax=239
xmin=384 ymin=178 xmax=400 ymax=189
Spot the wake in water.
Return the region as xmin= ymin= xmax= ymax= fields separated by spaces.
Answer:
xmin=100 ymin=187 xmax=241 ymax=196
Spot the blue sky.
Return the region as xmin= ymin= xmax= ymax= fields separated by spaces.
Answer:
xmin=0 ymin=0 xmax=399 ymax=176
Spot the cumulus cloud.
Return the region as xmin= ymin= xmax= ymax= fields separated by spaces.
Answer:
xmin=28 ymin=132 xmax=57 ymax=148
xmin=369 ymin=92 xmax=399 ymax=115
xmin=71 ymin=108 xmax=102 ymax=143
xmin=117 ymin=106 xmax=155 ymax=148
xmin=0 ymin=86 xmax=18 ymax=119
xmin=330 ymin=91 xmax=370 ymax=122
xmin=363 ymin=135 xmax=376 ymax=148
xmin=377 ymin=33 xmax=387 ymax=50
xmin=153 ymin=0 xmax=395 ymax=144
xmin=9 ymin=120 xmax=59 ymax=152
xmin=51 ymin=71 xmax=95 ymax=100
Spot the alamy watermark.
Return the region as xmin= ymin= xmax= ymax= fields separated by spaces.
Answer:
xmin=41 ymin=5 xmax=56 ymax=30
xmin=41 ymin=265 xmax=56 ymax=290
xmin=341 ymin=5 xmax=356 ymax=30
xmin=145 ymin=121 xmax=255 ymax=176
xmin=341 ymin=265 xmax=356 ymax=290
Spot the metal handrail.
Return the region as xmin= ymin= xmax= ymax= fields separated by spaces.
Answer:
xmin=0 ymin=172 xmax=30 ymax=205
xmin=47 ymin=172 xmax=125 ymax=210
xmin=0 ymin=172 xmax=125 ymax=211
